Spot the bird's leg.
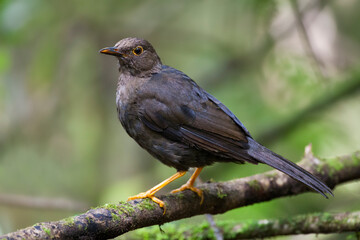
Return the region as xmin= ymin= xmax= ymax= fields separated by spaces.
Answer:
xmin=171 ymin=167 xmax=204 ymax=204
xmin=127 ymin=171 xmax=186 ymax=213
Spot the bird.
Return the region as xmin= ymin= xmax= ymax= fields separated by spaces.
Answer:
xmin=99 ymin=37 xmax=333 ymax=211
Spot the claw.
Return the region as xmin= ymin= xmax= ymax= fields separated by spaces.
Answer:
xmin=126 ymin=171 xmax=186 ymax=215
xmin=171 ymin=184 xmax=204 ymax=204
xmin=171 ymin=167 xmax=204 ymax=204
xmin=128 ymin=191 xmax=166 ymax=214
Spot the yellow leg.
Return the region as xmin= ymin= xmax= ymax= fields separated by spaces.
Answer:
xmin=127 ymin=171 xmax=186 ymax=213
xmin=171 ymin=167 xmax=204 ymax=204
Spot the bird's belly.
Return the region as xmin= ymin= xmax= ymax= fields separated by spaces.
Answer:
xmin=118 ymin=112 xmax=216 ymax=170
xmin=138 ymin=130 xmax=217 ymax=171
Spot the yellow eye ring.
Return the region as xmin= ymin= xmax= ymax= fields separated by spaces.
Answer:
xmin=132 ymin=46 xmax=144 ymax=56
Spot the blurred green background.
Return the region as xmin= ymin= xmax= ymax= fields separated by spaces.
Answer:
xmin=1 ymin=0 xmax=360 ymax=239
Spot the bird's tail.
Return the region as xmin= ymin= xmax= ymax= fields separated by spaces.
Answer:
xmin=247 ymin=138 xmax=333 ymax=198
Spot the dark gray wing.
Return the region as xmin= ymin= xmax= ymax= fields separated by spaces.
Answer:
xmin=205 ymin=93 xmax=252 ymax=137
xmin=138 ymin=66 xmax=257 ymax=164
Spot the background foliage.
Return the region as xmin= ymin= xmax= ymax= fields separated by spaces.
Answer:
xmin=0 ymin=0 xmax=360 ymax=239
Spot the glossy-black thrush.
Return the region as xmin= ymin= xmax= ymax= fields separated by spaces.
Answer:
xmin=100 ymin=37 xmax=332 ymax=211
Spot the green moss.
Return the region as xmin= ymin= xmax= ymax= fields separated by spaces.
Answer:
xmin=194 ymin=222 xmax=209 ymax=232
xmin=216 ymin=188 xmax=227 ymax=199
xmin=111 ymin=212 xmax=122 ymax=222
xmin=248 ymin=180 xmax=262 ymax=191
xmin=352 ymin=152 xmax=360 ymax=165
xmin=140 ymin=199 xmax=156 ymax=210
xmin=238 ymin=221 xmax=252 ymax=233
xmin=265 ymin=172 xmax=277 ymax=178
xmin=175 ymin=192 xmax=185 ymax=199
xmin=315 ymin=162 xmax=326 ymax=175
xmin=134 ymin=221 xmax=224 ymax=239
xmin=136 ymin=224 xmax=178 ymax=239
xmin=103 ymin=203 xmax=119 ymax=210
xmin=63 ymin=216 xmax=75 ymax=227
xmin=320 ymin=212 xmax=334 ymax=222
xmin=103 ymin=202 xmax=136 ymax=216
xmin=43 ymin=227 xmax=51 ymax=236
xmin=102 ymin=199 xmax=157 ymax=214
xmin=77 ymin=224 xmax=83 ymax=230
xmin=315 ymin=157 xmax=342 ymax=176
xmin=318 ymin=157 xmax=345 ymax=177
xmin=120 ymin=202 xmax=135 ymax=214
xmin=328 ymin=158 xmax=344 ymax=171
xmin=219 ymin=221 xmax=237 ymax=239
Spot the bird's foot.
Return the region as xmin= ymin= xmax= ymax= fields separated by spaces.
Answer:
xmin=127 ymin=192 xmax=166 ymax=214
xmin=171 ymin=183 xmax=204 ymax=204
xmin=126 ymin=171 xmax=187 ymax=215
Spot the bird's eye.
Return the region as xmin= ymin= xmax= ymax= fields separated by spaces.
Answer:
xmin=132 ymin=46 xmax=144 ymax=56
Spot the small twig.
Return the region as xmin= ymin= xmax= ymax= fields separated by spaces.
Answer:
xmin=290 ymin=0 xmax=327 ymax=81
xmin=258 ymin=75 xmax=360 ymax=145
xmin=0 ymin=193 xmax=89 ymax=212
xmin=205 ymin=214 xmax=224 ymax=240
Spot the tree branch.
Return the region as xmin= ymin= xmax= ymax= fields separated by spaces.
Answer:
xmin=1 ymin=148 xmax=359 ymax=239
xmin=133 ymin=211 xmax=360 ymax=239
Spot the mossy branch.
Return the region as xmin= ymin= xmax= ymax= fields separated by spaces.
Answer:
xmin=133 ymin=211 xmax=360 ymax=239
xmin=1 ymin=148 xmax=360 ymax=239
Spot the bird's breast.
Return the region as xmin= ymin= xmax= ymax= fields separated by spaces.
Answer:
xmin=116 ymin=75 xmax=131 ymax=108
xmin=116 ymin=74 xmax=150 ymax=139
xmin=116 ymin=84 xmax=127 ymax=109
xmin=116 ymin=74 xmax=148 ymax=107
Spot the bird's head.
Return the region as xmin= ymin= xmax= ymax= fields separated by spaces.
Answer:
xmin=100 ymin=37 xmax=162 ymax=77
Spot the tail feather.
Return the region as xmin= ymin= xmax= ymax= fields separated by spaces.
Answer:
xmin=247 ymin=138 xmax=333 ymax=198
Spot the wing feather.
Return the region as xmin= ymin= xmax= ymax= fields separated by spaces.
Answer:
xmin=137 ymin=65 xmax=255 ymax=163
